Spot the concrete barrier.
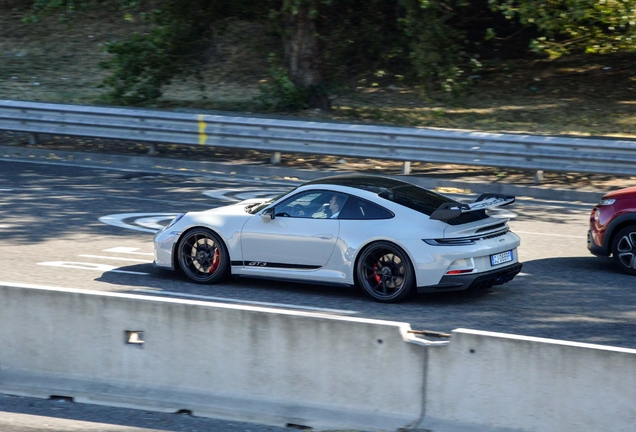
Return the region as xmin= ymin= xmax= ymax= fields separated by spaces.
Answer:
xmin=2 ymin=283 xmax=636 ymax=432
xmin=421 ymin=328 xmax=636 ymax=432
xmin=0 ymin=283 xmax=433 ymax=431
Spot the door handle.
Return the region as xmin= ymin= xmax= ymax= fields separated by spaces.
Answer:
xmin=315 ymin=234 xmax=334 ymax=240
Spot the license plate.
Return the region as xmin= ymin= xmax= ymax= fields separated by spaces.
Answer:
xmin=490 ymin=250 xmax=513 ymax=266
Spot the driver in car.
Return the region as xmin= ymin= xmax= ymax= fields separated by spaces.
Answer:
xmin=328 ymin=194 xmax=344 ymax=218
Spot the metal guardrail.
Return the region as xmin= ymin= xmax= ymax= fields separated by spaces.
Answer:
xmin=1 ymin=99 xmax=636 ymax=177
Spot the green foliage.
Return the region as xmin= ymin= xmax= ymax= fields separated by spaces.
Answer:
xmin=302 ymin=0 xmax=480 ymax=95
xmin=26 ymin=0 xmax=491 ymax=106
xmin=24 ymin=0 xmax=135 ymax=22
xmin=98 ymin=0 xmax=270 ymax=105
xmin=490 ymin=0 xmax=636 ymax=57
xmin=257 ymin=55 xmax=309 ymax=111
xmin=25 ymin=0 xmax=91 ymax=22
xmin=399 ymin=0 xmax=481 ymax=94
xmin=100 ymin=29 xmax=175 ymax=104
xmin=316 ymin=0 xmax=407 ymax=81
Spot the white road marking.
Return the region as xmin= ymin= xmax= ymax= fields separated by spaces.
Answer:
xmin=0 ymin=224 xmax=9 ymax=228
xmin=37 ymin=261 xmax=149 ymax=275
xmin=0 ymin=281 xmax=76 ymax=290
xmin=135 ymin=216 xmax=174 ymax=230
xmin=203 ymin=187 xmax=288 ymax=202
xmin=133 ymin=288 xmax=359 ymax=315
xmin=78 ymin=254 xmax=152 ymax=263
xmin=103 ymin=247 xmax=154 ymax=256
xmin=514 ymin=230 xmax=584 ymax=239
xmin=99 ymin=213 xmax=178 ymax=233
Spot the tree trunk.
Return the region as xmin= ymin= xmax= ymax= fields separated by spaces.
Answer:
xmin=283 ymin=3 xmax=330 ymax=110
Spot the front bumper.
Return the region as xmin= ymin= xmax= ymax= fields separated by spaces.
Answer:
xmin=587 ymin=230 xmax=608 ymax=256
xmin=417 ymin=262 xmax=522 ymax=293
xmin=153 ymin=230 xmax=180 ymax=270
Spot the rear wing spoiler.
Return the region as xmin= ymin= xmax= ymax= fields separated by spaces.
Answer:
xmin=430 ymin=193 xmax=515 ymax=221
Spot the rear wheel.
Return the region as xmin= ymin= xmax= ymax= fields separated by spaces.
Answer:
xmin=356 ymin=241 xmax=415 ymax=303
xmin=178 ymin=228 xmax=229 ymax=283
xmin=612 ymin=226 xmax=636 ymax=275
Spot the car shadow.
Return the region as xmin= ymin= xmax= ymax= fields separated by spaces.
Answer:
xmin=95 ymin=263 xmax=362 ymax=304
xmin=96 ymin=254 xmax=628 ymax=310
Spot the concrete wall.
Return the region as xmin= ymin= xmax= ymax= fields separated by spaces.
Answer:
xmin=2 ymin=284 xmax=636 ymax=432
xmin=422 ymin=328 xmax=636 ymax=432
xmin=0 ymin=283 xmax=429 ymax=431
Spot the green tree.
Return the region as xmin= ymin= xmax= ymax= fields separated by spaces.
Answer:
xmin=27 ymin=0 xmax=486 ymax=107
xmin=490 ymin=0 xmax=636 ymax=57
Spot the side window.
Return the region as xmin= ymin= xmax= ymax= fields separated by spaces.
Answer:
xmin=339 ymin=196 xmax=394 ymax=220
xmin=274 ymin=191 xmax=347 ymax=219
xmin=275 ymin=191 xmax=323 ymax=218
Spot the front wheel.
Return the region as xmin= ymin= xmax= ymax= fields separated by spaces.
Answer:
xmin=178 ymin=228 xmax=229 ymax=283
xmin=612 ymin=226 xmax=636 ymax=276
xmin=356 ymin=241 xmax=415 ymax=303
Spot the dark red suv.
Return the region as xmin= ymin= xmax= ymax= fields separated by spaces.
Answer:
xmin=588 ymin=186 xmax=636 ymax=275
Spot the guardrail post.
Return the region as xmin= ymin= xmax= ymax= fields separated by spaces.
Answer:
xmin=148 ymin=143 xmax=156 ymax=155
xmin=534 ymin=170 xmax=544 ymax=185
xmin=271 ymin=151 xmax=281 ymax=164
xmin=403 ymin=161 xmax=411 ymax=175
xmin=28 ymin=133 xmax=39 ymax=145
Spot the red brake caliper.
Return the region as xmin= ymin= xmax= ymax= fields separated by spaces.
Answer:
xmin=373 ymin=262 xmax=382 ymax=284
xmin=209 ymin=249 xmax=220 ymax=273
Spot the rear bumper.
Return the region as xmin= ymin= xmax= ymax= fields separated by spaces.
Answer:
xmin=417 ymin=262 xmax=522 ymax=293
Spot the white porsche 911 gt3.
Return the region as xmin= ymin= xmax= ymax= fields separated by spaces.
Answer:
xmin=154 ymin=174 xmax=522 ymax=302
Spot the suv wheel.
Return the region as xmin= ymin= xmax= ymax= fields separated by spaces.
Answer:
xmin=612 ymin=226 xmax=636 ymax=275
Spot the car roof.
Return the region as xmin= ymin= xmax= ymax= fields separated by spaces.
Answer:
xmin=305 ymin=174 xmax=415 ymax=193
xmin=304 ymin=174 xmax=490 ymax=225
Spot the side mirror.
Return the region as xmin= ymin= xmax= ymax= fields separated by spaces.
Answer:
xmin=261 ymin=207 xmax=275 ymax=220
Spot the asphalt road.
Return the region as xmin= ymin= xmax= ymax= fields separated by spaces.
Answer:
xmin=1 ymin=158 xmax=634 ymax=431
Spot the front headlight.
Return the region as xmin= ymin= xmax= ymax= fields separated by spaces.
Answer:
xmin=598 ymin=198 xmax=615 ymax=206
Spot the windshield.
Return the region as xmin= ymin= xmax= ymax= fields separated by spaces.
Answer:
xmin=245 ymin=189 xmax=295 ymax=214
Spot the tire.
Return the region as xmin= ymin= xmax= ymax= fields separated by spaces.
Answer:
xmin=611 ymin=226 xmax=636 ymax=276
xmin=177 ymin=228 xmax=229 ymax=283
xmin=356 ymin=241 xmax=415 ymax=303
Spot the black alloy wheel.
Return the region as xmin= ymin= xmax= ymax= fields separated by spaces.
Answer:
xmin=612 ymin=226 xmax=636 ymax=276
xmin=178 ymin=228 xmax=229 ymax=283
xmin=356 ymin=241 xmax=415 ymax=303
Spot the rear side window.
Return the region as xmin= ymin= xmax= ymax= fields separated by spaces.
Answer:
xmin=378 ymin=185 xmax=449 ymax=215
xmin=378 ymin=184 xmax=488 ymax=225
xmin=339 ymin=196 xmax=394 ymax=220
